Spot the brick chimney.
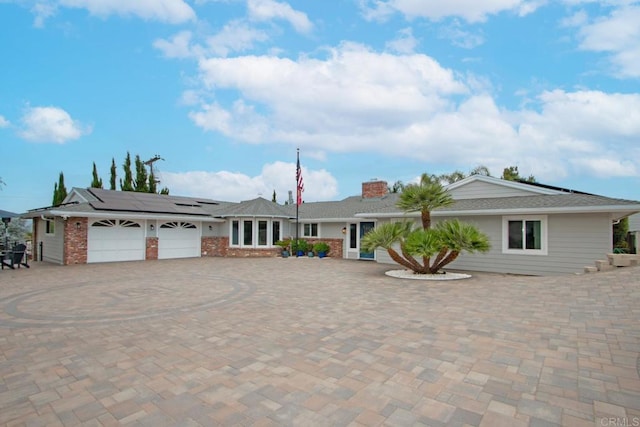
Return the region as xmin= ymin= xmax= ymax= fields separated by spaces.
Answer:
xmin=362 ymin=180 xmax=388 ymax=199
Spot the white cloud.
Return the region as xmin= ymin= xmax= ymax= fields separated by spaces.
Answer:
xmin=385 ymin=27 xmax=419 ymax=54
xmin=194 ymin=43 xmax=467 ymax=145
xmin=31 ymin=1 xmax=58 ymax=27
xmin=31 ymin=0 xmax=196 ymax=25
xmin=19 ymin=106 xmax=91 ymax=143
xmin=573 ymin=5 xmax=640 ymax=78
xmin=154 ymin=22 xmax=269 ymax=59
xmin=438 ymin=20 xmax=485 ymax=48
xmin=0 ymin=115 xmax=9 ymax=128
xmin=205 ymin=20 xmax=269 ymax=56
xmin=359 ymin=0 xmax=543 ymax=23
xmin=183 ymin=42 xmax=640 ymax=182
xmin=159 ymin=161 xmax=338 ymax=202
xmin=247 ymin=0 xmax=313 ymax=33
xmin=153 ymin=31 xmax=197 ymax=59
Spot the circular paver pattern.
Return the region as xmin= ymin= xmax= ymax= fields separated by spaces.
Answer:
xmin=0 ymin=271 xmax=256 ymax=328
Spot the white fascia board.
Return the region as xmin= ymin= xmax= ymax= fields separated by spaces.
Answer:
xmin=445 ymin=175 xmax=562 ymax=195
xmin=356 ymin=205 xmax=640 ymax=218
xmin=287 ymin=217 xmax=357 ymax=223
xmin=48 ymin=210 xmax=225 ymax=222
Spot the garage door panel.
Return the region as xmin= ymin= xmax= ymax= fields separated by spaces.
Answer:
xmin=158 ymin=221 xmax=201 ymax=259
xmin=88 ymin=220 xmax=145 ymax=263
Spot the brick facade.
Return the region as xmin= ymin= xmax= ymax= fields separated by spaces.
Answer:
xmin=362 ymin=180 xmax=388 ymax=198
xmin=304 ymin=238 xmax=343 ymax=257
xmin=63 ymin=217 xmax=88 ymax=265
xmin=146 ymin=237 xmax=158 ymax=260
xmin=202 ymin=237 xmax=284 ymax=258
xmin=48 ymin=224 xmax=345 ymax=265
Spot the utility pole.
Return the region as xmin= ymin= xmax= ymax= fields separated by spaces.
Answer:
xmin=144 ymin=155 xmax=163 ymax=185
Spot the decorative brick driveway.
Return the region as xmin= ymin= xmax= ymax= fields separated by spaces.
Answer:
xmin=0 ymin=258 xmax=638 ymax=426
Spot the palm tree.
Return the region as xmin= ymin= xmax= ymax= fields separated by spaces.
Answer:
xmin=362 ymin=179 xmax=490 ymax=274
xmin=406 ymin=220 xmax=490 ymax=274
xmin=396 ymin=181 xmax=454 ymax=229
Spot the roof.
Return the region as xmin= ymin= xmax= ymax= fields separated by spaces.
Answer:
xmin=290 ymin=194 xmax=401 ymax=221
xmin=20 ymin=176 xmax=640 ymax=222
xmin=23 ymin=188 xmax=232 ymax=221
xmin=212 ymin=197 xmax=293 ymax=218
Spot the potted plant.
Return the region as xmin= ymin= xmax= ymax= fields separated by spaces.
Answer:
xmin=291 ymin=239 xmax=308 ymax=257
xmin=275 ymin=239 xmax=291 ymax=258
xmin=313 ymin=242 xmax=330 ymax=258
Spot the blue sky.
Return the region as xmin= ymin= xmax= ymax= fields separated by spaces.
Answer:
xmin=1 ymin=0 xmax=639 ymax=213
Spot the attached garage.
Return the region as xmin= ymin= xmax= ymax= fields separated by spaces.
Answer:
xmin=87 ymin=219 xmax=145 ymax=263
xmin=158 ymin=221 xmax=201 ymax=259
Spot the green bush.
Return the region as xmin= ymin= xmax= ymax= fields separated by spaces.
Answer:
xmin=313 ymin=242 xmax=330 ymax=254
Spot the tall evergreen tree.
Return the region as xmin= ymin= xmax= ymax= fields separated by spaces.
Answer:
xmin=134 ymin=155 xmax=149 ymax=192
xmin=109 ymin=158 xmax=117 ymax=190
xmin=52 ymin=172 xmax=67 ymax=205
xmin=90 ymin=162 xmax=103 ymax=188
xmin=148 ymin=172 xmax=157 ymax=194
xmin=120 ymin=152 xmax=134 ymax=191
xmin=502 ymin=165 xmax=536 ymax=183
xmin=272 ymin=190 xmax=277 ymax=203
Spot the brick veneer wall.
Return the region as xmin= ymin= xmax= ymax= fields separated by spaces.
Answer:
xmin=305 ymin=238 xmax=343 ymax=257
xmin=362 ymin=180 xmax=388 ymax=198
xmin=202 ymin=237 xmax=284 ymax=258
xmin=146 ymin=237 xmax=158 ymax=260
xmin=63 ymin=217 xmax=88 ymax=265
xmin=202 ymin=237 xmax=227 ymax=257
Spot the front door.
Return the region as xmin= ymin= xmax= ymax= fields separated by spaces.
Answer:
xmin=359 ymin=221 xmax=375 ymax=260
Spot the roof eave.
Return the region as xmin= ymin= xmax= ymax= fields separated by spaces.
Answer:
xmin=24 ymin=210 xmax=225 ymax=222
xmin=356 ymin=205 xmax=640 ymax=217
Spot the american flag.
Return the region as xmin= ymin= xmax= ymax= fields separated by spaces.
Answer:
xmin=296 ymin=155 xmax=304 ymax=206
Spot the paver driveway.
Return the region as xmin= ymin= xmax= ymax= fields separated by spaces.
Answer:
xmin=0 ymin=258 xmax=639 ymax=426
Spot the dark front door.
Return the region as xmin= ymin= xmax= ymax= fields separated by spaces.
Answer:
xmin=359 ymin=221 xmax=375 ymax=260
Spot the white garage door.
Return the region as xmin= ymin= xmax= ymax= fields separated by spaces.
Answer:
xmin=87 ymin=219 xmax=145 ymax=263
xmin=158 ymin=221 xmax=201 ymax=259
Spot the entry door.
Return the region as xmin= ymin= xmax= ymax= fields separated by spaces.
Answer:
xmin=359 ymin=221 xmax=375 ymax=260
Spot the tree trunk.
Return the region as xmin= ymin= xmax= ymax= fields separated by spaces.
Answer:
xmin=430 ymin=248 xmax=449 ymax=272
xmin=387 ymin=248 xmax=421 ymax=271
xmin=400 ymin=244 xmax=424 ymax=272
xmin=421 ymin=210 xmax=431 ymax=230
xmin=432 ymin=251 xmax=460 ymax=273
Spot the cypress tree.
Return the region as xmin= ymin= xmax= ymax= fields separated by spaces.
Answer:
xmin=121 ymin=152 xmax=134 ymax=191
xmin=52 ymin=172 xmax=67 ymax=205
xmin=148 ymin=172 xmax=157 ymax=194
xmin=90 ymin=162 xmax=103 ymax=188
xmin=134 ymin=155 xmax=149 ymax=192
xmin=109 ymin=158 xmax=117 ymax=190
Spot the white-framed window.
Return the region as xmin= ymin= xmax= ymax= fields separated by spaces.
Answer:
xmin=502 ymin=215 xmax=548 ymax=255
xmin=45 ymin=219 xmax=55 ymax=235
xmin=229 ymin=218 xmax=282 ymax=248
xmin=303 ymin=223 xmax=319 ymax=237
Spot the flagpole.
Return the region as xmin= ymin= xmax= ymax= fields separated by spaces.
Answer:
xmin=295 ymin=148 xmax=300 ymax=257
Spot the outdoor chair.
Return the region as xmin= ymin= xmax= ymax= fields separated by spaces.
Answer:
xmin=1 ymin=243 xmax=29 ymax=269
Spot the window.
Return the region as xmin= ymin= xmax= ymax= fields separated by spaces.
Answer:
xmin=231 ymin=220 xmax=239 ymax=245
xmin=303 ymin=223 xmax=318 ymax=237
xmin=349 ymin=224 xmax=357 ymax=249
xmin=503 ymin=216 xmax=547 ymax=255
xmin=230 ymin=218 xmax=282 ymax=248
xmin=243 ymin=221 xmax=253 ymax=246
xmin=258 ymin=221 xmax=268 ymax=246
xmin=45 ymin=219 xmax=55 ymax=234
xmin=272 ymin=221 xmax=281 ymax=245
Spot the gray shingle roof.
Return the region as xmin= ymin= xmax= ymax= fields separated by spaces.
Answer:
xmin=211 ymin=197 xmax=293 ymax=218
xmin=23 ymin=183 xmax=640 ymax=221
